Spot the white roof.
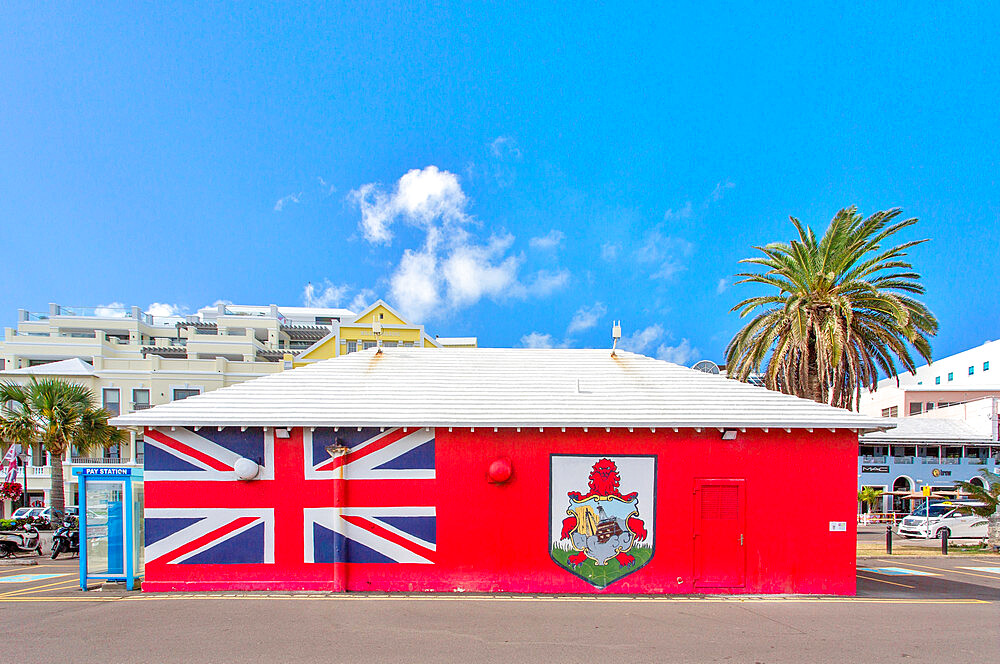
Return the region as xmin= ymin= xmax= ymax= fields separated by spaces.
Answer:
xmin=1 ymin=358 xmax=97 ymax=377
xmin=111 ymin=348 xmax=890 ymax=430
xmin=861 ymin=417 xmax=994 ymax=443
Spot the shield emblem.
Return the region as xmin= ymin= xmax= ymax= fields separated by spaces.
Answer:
xmin=550 ymin=454 xmax=656 ymax=588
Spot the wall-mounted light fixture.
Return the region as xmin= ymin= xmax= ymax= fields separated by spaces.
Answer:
xmin=325 ymin=438 xmax=351 ymax=457
xmin=721 ymin=429 xmax=738 ymax=440
xmin=275 ymin=428 xmax=291 ymax=439
xmin=234 ymin=457 xmax=260 ymax=480
xmin=487 ymin=458 xmax=513 ymax=484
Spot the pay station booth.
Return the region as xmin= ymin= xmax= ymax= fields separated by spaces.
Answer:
xmin=73 ymin=467 xmax=143 ymax=590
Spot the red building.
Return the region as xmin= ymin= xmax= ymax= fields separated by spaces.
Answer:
xmin=113 ymin=348 xmax=884 ymax=594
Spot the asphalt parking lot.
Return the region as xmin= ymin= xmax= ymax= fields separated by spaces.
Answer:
xmin=1 ymin=553 xmax=998 ymax=663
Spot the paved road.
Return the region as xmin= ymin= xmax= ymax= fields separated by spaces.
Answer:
xmin=0 ymin=555 xmax=998 ymax=663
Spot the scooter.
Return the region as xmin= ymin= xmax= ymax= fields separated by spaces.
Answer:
xmin=0 ymin=524 xmax=41 ymax=557
xmin=50 ymin=520 xmax=79 ymax=559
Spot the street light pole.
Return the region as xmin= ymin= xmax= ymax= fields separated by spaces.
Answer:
xmin=17 ymin=452 xmax=29 ymax=513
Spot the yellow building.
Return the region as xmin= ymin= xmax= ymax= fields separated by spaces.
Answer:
xmin=292 ymin=300 xmax=477 ymax=366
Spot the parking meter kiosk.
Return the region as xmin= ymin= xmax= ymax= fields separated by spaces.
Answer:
xmin=73 ymin=467 xmax=143 ymax=591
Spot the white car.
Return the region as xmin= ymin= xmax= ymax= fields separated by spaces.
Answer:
xmin=897 ymin=501 xmax=988 ymax=539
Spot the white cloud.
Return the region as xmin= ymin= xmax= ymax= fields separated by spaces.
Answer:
xmin=526 ymin=269 xmax=570 ymax=296
xmin=317 ymin=176 xmax=336 ymax=196
xmin=490 ymin=136 xmax=522 ymax=161
xmin=441 ymin=235 xmax=521 ymax=308
xmin=273 ymin=193 xmax=301 ymax=212
xmin=600 ymin=242 xmax=621 ymax=262
xmin=146 ymin=303 xmax=187 ymax=318
xmin=663 ymin=201 xmax=693 ymax=222
xmin=634 ymin=231 xmax=693 ymax=281
xmin=567 ymin=302 xmax=607 ymax=336
xmin=94 ymin=302 xmax=127 ymax=318
xmin=529 ymin=229 xmax=565 ymax=250
xmin=390 ymin=248 xmax=442 ymax=321
xmin=348 ymin=289 xmax=376 ymax=313
xmin=352 ymin=166 xmax=468 ymax=245
xmin=710 ymin=181 xmax=735 ymax=202
xmin=212 ymin=299 xmax=232 ymax=307
xmin=619 ymin=324 xmax=665 ymax=354
xmin=302 ymin=280 xmax=351 ymax=308
xmin=716 ymin=278 xmax=729 ymax=294
xmin=352 ymin=166 xmax=568 ymax=321
xmin=656 ymin=339 xmax=698 ymax=365
xmin=519 ymin=332 xmax=558 ymax=348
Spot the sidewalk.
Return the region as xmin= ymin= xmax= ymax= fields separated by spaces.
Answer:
xmin=857 ymin=524 xmax=997 ymax=557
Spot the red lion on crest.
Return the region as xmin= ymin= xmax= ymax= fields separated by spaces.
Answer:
xmin=559 ymin=458 xmax=648 ymax=567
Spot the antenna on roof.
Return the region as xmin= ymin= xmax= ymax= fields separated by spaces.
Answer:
xmin=611 ymin=320 xmax=622 ymax=356
xmin=372 ymin=315 xmax=383 ymax=354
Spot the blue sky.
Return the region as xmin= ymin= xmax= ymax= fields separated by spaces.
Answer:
xmin=1 ymin=3 xmax=997 ymax=367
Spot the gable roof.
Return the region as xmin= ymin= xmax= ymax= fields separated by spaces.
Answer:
xmin=111 ymin=348 xmax=889 ymax=431
xmin=1 ymin=358 xmax=97 ymax=377
xmin=346 ymin=299 xmax=407 ymax=325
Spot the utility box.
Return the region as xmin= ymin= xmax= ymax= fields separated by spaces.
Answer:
xmin=73 ymin=467 xmax=143 ymax=591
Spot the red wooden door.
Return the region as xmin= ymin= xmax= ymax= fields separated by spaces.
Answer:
xmin=693 ymin=479 xmax=745 ymax=588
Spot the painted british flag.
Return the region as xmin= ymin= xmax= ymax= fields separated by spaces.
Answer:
xmin=144 ymin=426 xmax=436 ymax=570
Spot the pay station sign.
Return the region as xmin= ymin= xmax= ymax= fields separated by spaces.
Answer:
xmin=77 ymin=467 xmax=132 ymax=476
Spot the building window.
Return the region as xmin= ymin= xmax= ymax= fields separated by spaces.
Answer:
xmin=172 ymin=388 xmax=200 ymax=401
xmin=925 ymin=402 xmax=934 ymax=411
xmin=102 ymin=388 xmax=120 ymax=417
xmin=935 ymin=376 xmax=940 ymax=385
xmin=363 ymin=341 xmax=377 ymax=350
xmin=346 ymin=340 xmax=357 ymax=353
xmin=881 ymin=408 xmax=890 ymax=418
xmin=889 ymin=406 xmax=898 ymax=417
xmin=132 ymin=389 xmax=150 ymax=411
xmin=985 ymin=361 xmax=990 ymax=371
xmin=969 ymin=365 xmax=975 ymax=375
xmin=947 ymin=372 xmax=954 ymax=382
xmin=909 ymin=402 xmax=922 ymax=415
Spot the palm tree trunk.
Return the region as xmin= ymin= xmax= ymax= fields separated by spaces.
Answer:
xmin=48 ymin=448 xmax=65 ymax=516
xmin=989 ymin=511 xmax=1000 ymax=550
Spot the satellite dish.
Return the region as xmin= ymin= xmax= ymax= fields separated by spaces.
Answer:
xmin=692 ymin=360 xmax=720 ymax=375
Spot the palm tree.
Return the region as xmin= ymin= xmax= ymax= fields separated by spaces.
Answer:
xmin=954 ymin=469 xmax=1000 ymax=549
xmin=0 ymin=378 xmax=127 ymax=515
xmin=726 ymin=207 xmax=938 ymax=409
xmin=858 ymin=486 xmax=884 ymax=518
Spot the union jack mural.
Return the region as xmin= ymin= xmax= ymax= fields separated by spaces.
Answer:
xmin=144 ymin=426 xmax=435 ymax=568
xmin=145 ymin=508 xmax=275 ymax=565
xmin=144 ymin=427 xmax=274 ymax=481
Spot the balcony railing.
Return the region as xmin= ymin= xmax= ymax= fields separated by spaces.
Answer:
xmin=863 ymin=456 xmax=999 ymax=469
xmin=70 ymin=457 xmax=131 ymax=465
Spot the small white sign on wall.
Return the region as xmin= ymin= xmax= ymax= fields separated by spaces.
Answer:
xmin=829 ymin=521 xmax=847 ymax=532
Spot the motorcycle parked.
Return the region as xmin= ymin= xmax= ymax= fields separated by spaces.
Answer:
xmin=50 ymin=519 xmax=79 ymax=559
xmin=0 ymin=524 xmax=41 ymax=557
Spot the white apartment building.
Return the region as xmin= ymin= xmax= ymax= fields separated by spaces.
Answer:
xmin=0 ymin=300 xmax=475 ymax=512
xmin=859 ymin=339 xmax=999 ymax=418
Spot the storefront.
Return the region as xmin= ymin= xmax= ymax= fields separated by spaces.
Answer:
xmin=112 ymin=348 xmax=884 ymax=595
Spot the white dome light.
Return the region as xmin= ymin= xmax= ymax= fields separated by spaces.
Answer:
xmin=234 ymin=457 xmax=260 ymax=481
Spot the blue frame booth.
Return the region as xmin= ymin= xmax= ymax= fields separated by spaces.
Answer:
xmin=73 ymin=467 xmax=143 ymax=591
